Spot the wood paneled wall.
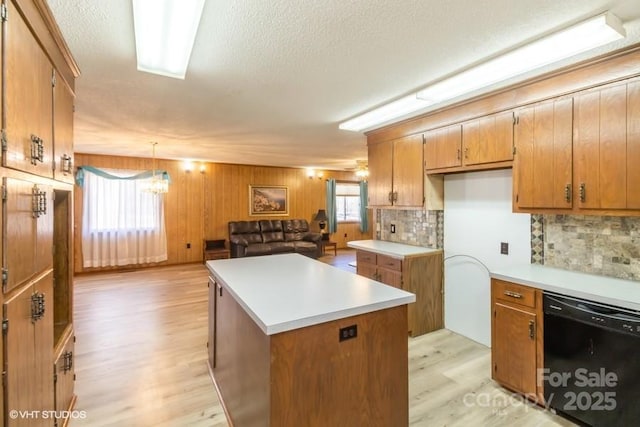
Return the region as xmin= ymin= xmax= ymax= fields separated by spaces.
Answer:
xmin=73 ymin=154 xmax=372 ymax=273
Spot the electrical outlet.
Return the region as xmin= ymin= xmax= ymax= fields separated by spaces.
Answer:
xmin=344 ymin=233 xmax=347 ymax=238
xmin=500 ymin=242 xmax=509 ymax=255
xmin=390 ymin=224 xmax=396 ymax=233
xmin=339 ymin=324 xmax=358 ymax=342
xmin=186 ymin=243 xmax=191 ymax=249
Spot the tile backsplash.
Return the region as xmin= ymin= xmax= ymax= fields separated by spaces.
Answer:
xmin=544 ymin=215 xmax=640 ymax=281
xmin=377 ymin=209 xmax=443 ymax=249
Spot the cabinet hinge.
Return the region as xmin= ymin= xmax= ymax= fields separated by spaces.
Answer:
xmin=1 ymin=268 xmax=7 ymax=287
xmin=1 ymin=184 xmax=6 ymax=201
xmin=513 ymin=145 xmax=517 ymax=155
xmin=74 ymin=335 xmax=77 ymax=343
xmin=2 ymin=371 xmax=6 ymax=388
xmin=513 ymin=115 xmax=519 ymax=125
xmin=1 ymin=4 xmax=7 ymax=22
xmin=53 ymin=372 xmax=58 ymax=384
xmin=516 ymin=194 xmax=519 ymax=203
xmin=1 ymin=129 xmax=7 ymax=152
xmin=2 ymin=318 xmax=8 ymax=333
xmin=52 ymin=72 xmax=56 ymax=87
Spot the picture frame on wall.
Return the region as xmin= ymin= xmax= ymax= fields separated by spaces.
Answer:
xmin=249 ymin=185 xmax=289 ymax=216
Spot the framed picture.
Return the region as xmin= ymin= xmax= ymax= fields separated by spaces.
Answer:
xmin=249 ymin=185 xmax=289 ymax=216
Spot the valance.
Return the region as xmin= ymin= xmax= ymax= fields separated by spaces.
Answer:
xmin=75 ymin=166 xmax=171 ymax=187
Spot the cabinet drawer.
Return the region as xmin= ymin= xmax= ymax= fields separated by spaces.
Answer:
xmin=377 ymin=255 xmax=402 ymax=271
xmin=493 ymin=279 xmax=536 ymax=308
xmin=356 ymin=250 xmax=377 ymax=264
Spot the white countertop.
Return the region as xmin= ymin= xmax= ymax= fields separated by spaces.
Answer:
xmin=491 ymin=264 xmax=640 ymax=311
xmin=207 ymin=253 xmax=416 ymax=335
xmin=347 ymin=240 xmax=441 ymax=259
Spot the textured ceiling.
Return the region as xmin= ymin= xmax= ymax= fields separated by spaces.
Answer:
xmin=47 ymin=0 xmax=640 ymax=170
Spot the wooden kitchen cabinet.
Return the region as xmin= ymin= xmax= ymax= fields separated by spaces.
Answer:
xmin=462 ymin=111 xmax=514 ymax=166
xmin=54 ymin=329 xmax=76 ymax=423
xmin=3 ymin=177 xmax=54 ymax=294
xmin=424 ymin=124 xmax=462 ymax=170
xmin=53 ymin=74 xmax=75 ymax=184
xmin=367 ymin=134 xmax=424 ymax=207
xmin=574 ymin=81 xmax=640 ymax=210
xmin=4 ymin=272 xmax=55 ymax=427
xmin=491 ymin=279 xmax=543 ymax=401
xmin=3 ymin=0 xmax=54 ymax=178
xmin=514 ymin=98 xmax=573 ymax=210
xmin=1 ymin=0 xmax=79 ymax=423
xmin=355 ymin=249 xmax=443 ymax=336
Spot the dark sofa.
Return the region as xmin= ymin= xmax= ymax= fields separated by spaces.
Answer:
xmin=228 ymin=219 xmax=322 ymax=258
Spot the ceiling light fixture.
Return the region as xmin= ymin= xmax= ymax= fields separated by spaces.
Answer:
xmin=339 ymin=12 xmax=625 ymax=132
xmin=132 ymin=0 xmax=205 ymax=79
xmin=144 ymin=142 xmax=169 ymax=194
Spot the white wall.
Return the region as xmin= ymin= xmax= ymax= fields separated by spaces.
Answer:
xmin=443 ymin=169 xmax=530 ymax=347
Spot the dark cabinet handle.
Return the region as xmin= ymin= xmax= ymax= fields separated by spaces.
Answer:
xmin=63 ymin=351 xmax=73 ymax=373
xmin=528 ymin=320 xmax=535 ymax=339
xmin=61 ymin=154 xmax=73 ymax=174
xmin=579 ymin=183 xmax=586 ymax=203
xmin=32 ymin=186 xmax=47 ymax=218
xmin=565 ymin=184 xmax=571 ymax=203
xmin=30 ymin=135 xmax=44 ymax=165
xmin=31 ymin=292 xmax=45 ymax=322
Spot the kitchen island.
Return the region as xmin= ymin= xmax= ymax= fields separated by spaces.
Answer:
xmin=206 ymin=253 xmax=415 ymax=427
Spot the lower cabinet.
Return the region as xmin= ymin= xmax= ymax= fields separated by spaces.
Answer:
xmin=491 ymin=279 xmax=543 ymax=401
xmin=54 ymin=329 xmax=76 ymax=426
xmin=4 ymin=271 xmax=55 ymax=427
xmin=355 ymin=249 xmax=443 ymax=337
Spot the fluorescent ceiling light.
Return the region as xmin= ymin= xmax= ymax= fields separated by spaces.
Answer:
xmin=132 ymin=0 xmax=205 ymax=79
xmin=339 ymin=12 xmax=625 ymax=132
xmin=338 ymin=95 xmax=433 ymax=132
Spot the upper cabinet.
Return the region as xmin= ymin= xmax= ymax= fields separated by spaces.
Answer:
xmin=574 ymin=81 xmax=640 ymax=211
xmin=462 ymin=111 xmax=514 ymax=166
xmin=514 ymin=98 xmax=573 ymax=210
xmin=53 ymin=73 xmax=75 ymax=184
xmin=368 ymin=134 xmax=424 ymax=207
xmin=3 ymin=0 xmax=54 ymax=178
xmin=424 ymin=111 xmax=514 ymax=173
xmin=513 ymin=79 xmax=640 ymax=215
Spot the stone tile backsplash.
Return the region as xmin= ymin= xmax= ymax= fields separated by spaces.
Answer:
xmin=378 ymin=209 xmax=442 ymax=249
xmin=544 ymin=215 xmax=640 ymax=281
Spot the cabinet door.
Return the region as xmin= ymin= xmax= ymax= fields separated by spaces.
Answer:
xmin=574 ymin=84 xmax=627 ymax=209
xmin=3 ymin=1 xmax=54 ymax=178
xmin=492 ymin=302 xmax=537 ymax=396
xmin=34 ymin=274 xmax=55 ymax=427
xmin=424 ymin=125 xmax=462 ymax=170
xmin=4 ymin=178 xmax=37 ymax=293
xmin=367 ymin=141 xmax=393 ymax=206
xmin=208 ymin=277 xmax=216 ymax=369
xmin=463 ymin=111 xmax=514 ymax=165
xmin=393 ymin=134 xmax=423 ymax=206
xmin=4 ymin=283 xmax=35 ymax=427
xmin=627 ymin=81 xmax=640 ymax=209
xmin=378 ymin=267 xmax=402 ymax=288
xmin=357 ymin=262 xmax=377 ymax=280
xmin=515 ymin=98 xmax=573 ymax=209
xmin=53 ymin=74 xmax=75 ymax=183
xmin=54 ymin=332 xmax=76 ymax=415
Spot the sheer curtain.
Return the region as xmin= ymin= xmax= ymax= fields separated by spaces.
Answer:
xmin=80 ymin=168 xmax=168 ymax=268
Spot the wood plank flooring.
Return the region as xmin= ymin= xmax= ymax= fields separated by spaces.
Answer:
xmin=70 ymin=252 xmax=574 ymax=426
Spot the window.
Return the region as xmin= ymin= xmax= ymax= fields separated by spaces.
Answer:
xmin=335 ymin=182 xmax=361 ymax=222
xmin=81 ymin=168 xmax=168 ymax=267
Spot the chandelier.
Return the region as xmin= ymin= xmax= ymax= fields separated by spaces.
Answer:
xmin=144 ymin=142 xmax=169 ymax=194
xmin=355 ymin=160 xmax=369 ymax=179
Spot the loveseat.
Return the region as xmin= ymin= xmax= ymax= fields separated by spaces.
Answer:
xmin=228 ymin=219 xmax=322 ymax=258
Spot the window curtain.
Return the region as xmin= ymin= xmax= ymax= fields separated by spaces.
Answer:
xmin=77 ymin=167 xmax=168 ymax=268
xmin=359 ymin=181 xmax=369 ymax=233
xmin=326 ymin=178 xmax=337 ymax=233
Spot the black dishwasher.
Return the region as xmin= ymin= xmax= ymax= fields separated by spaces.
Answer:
xmin=543 ymin=292 xmax=640 ymax=426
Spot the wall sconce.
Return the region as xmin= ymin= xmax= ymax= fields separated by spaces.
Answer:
xmin=199 ymin=164 xmax=206 ymax=174
xmin=183 ymin=161 xmax=194 ymax=172
xmin=306 ymin=168 xmax=323 ymax=179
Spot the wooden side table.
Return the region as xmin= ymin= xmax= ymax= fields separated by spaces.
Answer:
xmin=203 ymin=239 xmax=230 ymax=262
xmin=319 ymin=240 xmax=337 ymax=256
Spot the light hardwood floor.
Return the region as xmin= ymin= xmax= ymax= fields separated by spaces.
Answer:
xmin=70 ymin=252 xmax=574 ymax=426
